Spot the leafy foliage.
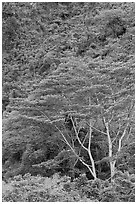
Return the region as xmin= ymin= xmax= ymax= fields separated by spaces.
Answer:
xmin=2 ymin=2 xmax=135 ymax=202
xmin=3 ymin=171 xmax=135 ymax=202
xmin=2 ymin=173 xmax=93 ymax=202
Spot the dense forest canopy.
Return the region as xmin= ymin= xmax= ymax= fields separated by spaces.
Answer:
xmin=2 ymin=2 xmax=135 ymax=202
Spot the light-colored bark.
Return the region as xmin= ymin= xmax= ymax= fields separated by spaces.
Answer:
xmin=71 ymin=115 xmax=97 ymax=179
xmin=103 ymin=118 xmax=115 ymax=180
xmin=42 ymin=111 xmax=97 ymax=179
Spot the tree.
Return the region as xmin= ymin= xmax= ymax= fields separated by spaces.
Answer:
xmin=6 ymin=56 xmax=133 ymax=181
xmin=2 ymin=2 xmax=134 ymax=182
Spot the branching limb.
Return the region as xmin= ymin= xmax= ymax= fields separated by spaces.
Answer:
xmin=86 ymin=122 xmax=107 ymax=135
xmin=39 ymin=110 xmax=96 ymax=179
xmin=118 ymin=122 xmax=130 ymax=152
xmin=88 ymin=97 xmax=97 ymax=178
xmin=108 ymin=110 xmax=114 ymax=123
xmin=117 ymin=100 xmax=134 ymax=153
xmin=71 ymin=117 xmax=88 ymax=151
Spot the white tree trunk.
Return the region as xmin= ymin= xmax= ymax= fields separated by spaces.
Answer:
xmin=104 ymin=120 xmax=116 ymax=181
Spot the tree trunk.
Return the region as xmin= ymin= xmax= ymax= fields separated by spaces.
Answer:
xmin=104 ymin=120 xmax=116 ymax=181
xmin=110 ymin=161 xmax=116 ymax=181
xmin=89 ymin=118 xmax=97 ymax=179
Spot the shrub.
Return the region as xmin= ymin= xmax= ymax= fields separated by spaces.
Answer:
xmin=2 ymin=173 xmax=96 ymax=202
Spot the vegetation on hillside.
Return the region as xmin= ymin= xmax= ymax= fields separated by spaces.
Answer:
xmin=2 ymin=2 xmax=135 ymax=202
